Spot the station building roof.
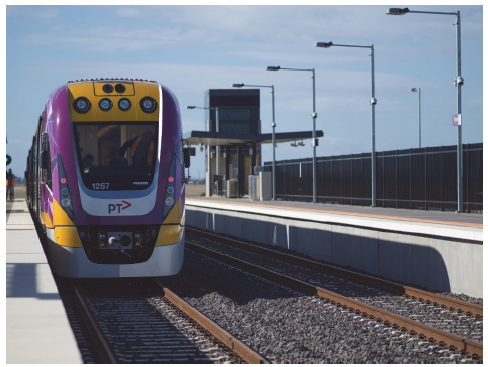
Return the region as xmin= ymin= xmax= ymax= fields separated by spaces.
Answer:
xmin=183 ymin=130 xmax=324 ymax=146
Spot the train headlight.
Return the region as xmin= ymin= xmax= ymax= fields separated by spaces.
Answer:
xmin=57 ymin=154 xmax=75 ymax=221
xmin=162 ymin=155 xmax=177 ymax=222
xmin=140 ymin=97 xmax=158 ymax=113
xmin=120 ymin=235 xmax=131 ymax=247
xmin=118 ymin=98 xmax=131 ymax=111
xmin=99 ymin=98 xmax=113 ymax=112
xmin=73 ymin=97 xmax=91 ymax=114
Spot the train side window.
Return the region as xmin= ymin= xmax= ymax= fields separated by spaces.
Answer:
xmin=41 ymin=132 xmax=52 ymax=190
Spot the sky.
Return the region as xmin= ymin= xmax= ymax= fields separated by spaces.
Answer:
xmin=3 ymin=4 xmax=484 ymax=180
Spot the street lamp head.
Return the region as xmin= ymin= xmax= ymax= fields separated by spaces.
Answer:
xmin=232 ymin=84 xmax=244 ymax=88
xmin=386 ymin=7 xmax=409 ymax=15
xmin=266 ymin=66 xmax=280 ymax=71
xmin=411 ymin=88 xmax=419 ymax=92
xmin=315 ymin=42 xmax=333 ymax=48
xmin=186 ymin=106 xmax=195 ymax=109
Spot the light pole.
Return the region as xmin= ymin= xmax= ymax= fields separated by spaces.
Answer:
xmin=187 ymin=106 xmax=220 ymax=195
xmin=411 ymin=88 xmax=421 ymax=148
xmin=266 ymin=66 xmax=318 ymax=203
xmin=315 ymin=42 xmax=378 ymax=207
xmin=387 ymin=7 xmax=464 ymax=212
xmin=232 ymin=83 xmax=276 ymax=200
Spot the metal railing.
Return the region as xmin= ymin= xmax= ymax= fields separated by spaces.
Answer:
xmin=265 ymin=143 xmax=482 ymax=213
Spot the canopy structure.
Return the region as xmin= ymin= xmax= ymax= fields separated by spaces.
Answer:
xmin=183 ymin=130 xmax=324 ymax=147
xmin=184 ymin=129 xmax=325 ymax=199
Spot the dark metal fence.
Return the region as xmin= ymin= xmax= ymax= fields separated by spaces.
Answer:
xmin=264 ymin=143 xmax=482 ymax=212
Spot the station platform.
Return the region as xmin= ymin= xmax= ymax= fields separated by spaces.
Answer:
xmin=6 ymin=199 xmax=82 ymax=363
xmin=186 ymin=197 xmax=483 ymax=297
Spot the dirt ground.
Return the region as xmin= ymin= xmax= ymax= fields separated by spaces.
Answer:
xmin=185 ymin=184 xmax=205 ymax=197
xmin=10 ymin=184 xmax=205 ymax=200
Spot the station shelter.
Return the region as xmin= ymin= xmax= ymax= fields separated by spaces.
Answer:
xmin=184 ymin=89 xmax=324 ymax=198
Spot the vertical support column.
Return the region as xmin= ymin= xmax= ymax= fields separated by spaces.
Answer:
xmin=251 ymin=142 xmax=257 ymax=176
xmin=237 ymin=145 xmax=245 ymax=198
xmin=225 ymin=146 xmax=230 ymax=180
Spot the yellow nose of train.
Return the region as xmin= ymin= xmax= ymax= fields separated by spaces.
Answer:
xmin=68 ymin=79 xmax=160 ymax=122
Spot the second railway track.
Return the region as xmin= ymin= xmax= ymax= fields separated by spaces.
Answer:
xmin=185 ymin=227 xmax=483 ymax=362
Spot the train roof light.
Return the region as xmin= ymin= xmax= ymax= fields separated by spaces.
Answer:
xmin=115 ymin=83 xmax=126 ymax=93
xmin=140 ymin=97 xmax=158 ymax=113
xmin=73 ymin=97 xmax=91 ymax=114
xmin=102 ymin=84 xmax=114 ymax=93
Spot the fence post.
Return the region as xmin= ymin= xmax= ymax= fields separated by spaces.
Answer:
xmin=466 ymin=144 xmax=469 ymax=212
xmin=441 ymin=148 xmax=443 ymax=212
xmin=382 ymin=152 xmax=384 ymax=208
xmin=340 ymin=155 xmax=343 ymax=205
xmin=361 ymin=154 xmax=364 ymax=206
xmin=409 ymin=148 xmax=412 ymax=209
xmin=350 ymin=157 xmax=353 ymax=205
xmin=396 ymin=150 xmax=398 ymax=209
xmin=424 ymin=148 xmax=427 ymax=210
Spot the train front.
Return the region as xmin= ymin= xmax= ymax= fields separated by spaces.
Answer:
xmin=49 ymin=79 xmax=185 ymax=278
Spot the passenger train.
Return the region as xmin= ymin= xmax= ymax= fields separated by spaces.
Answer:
xmin=25 ymin=78 xmax=190 ymax=278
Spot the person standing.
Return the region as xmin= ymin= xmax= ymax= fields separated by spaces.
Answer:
xmin=119 ymin=131 xmax=155 ymax=166
xmin=6 ymin=168 xmax=14 ymax=201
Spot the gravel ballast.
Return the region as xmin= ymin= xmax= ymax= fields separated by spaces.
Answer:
xmin=160 ymin=249 xmax=482 ymax=363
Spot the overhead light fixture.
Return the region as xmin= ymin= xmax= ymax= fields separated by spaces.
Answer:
xmin=386 ymin=8 xmax=409 ymax=15
xmin=291 ymin=141 xmax=297 ymax=147
xmin=315 ymin=42 xmax=333 ymax=48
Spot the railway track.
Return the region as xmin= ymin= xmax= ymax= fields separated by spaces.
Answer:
xmin=186 ymin=227 xmax=483 ymax=361
xmin=69 ymin=279 xmax=269 ymax=364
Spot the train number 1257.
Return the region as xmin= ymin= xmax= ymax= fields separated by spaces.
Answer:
xmin=92 ymin=183 xmax=110 ymax=190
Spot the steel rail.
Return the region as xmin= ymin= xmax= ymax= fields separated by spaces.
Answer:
xmin=186 ymin=240 xmax=483 ymax=361
xmin=156 ymin=283 xmax=270 ymax=364
xmin=187 ymin=227 xmax=483 ymax=318
xmin=72 ymin=283 xmax=118 ymax=364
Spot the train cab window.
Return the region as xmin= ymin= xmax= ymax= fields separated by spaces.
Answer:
xmin=74 ymin=123 xmax=158 ymax=191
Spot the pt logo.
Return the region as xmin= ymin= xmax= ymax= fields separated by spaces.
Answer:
xmin=108 ymin=200 xmax=132 ymax=214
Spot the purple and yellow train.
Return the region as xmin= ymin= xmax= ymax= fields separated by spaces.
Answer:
xmin=26 ymin=78 xmax=189 ymax=278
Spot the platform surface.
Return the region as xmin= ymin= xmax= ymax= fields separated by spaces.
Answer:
xmin=6 ymin=199 xmax=82 ymax=364
xmin=187 ymin=197 xmax=483 ymax=242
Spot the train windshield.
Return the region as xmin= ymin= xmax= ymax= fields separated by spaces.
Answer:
xmin=74 ymin=123 xmax=159 ymax=191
